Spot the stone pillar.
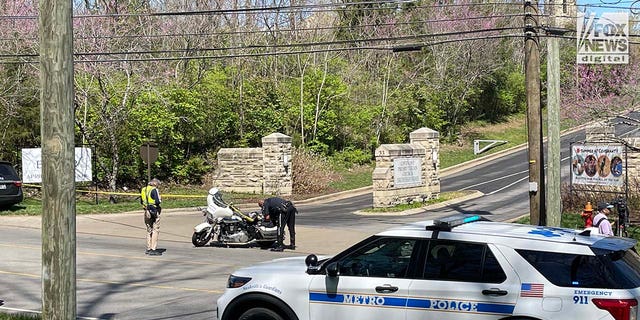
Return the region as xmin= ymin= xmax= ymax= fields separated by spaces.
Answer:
xmin=373 ymin=144 xmax=428 ymax=207
xmin=585 ymin=121 xmax=615 ymax=142
xmin=410 ymin=127 xmax=441 ymax=197
xmin=262 ymin=133 xmax=292 ymax=196
xmin=216 ymin=148 xmax=264 ymax=193
xmin=624 ymin=137 xmax=640 ymax=185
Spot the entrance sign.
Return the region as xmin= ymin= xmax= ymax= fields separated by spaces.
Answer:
xmin=571 ymin=144 xmax=624 ymax=186
xmin=394 ymin=158 xmax=422 ymax=188
xmin=577 ymin=12 xmax=629 ymax=64
xmin=21 ymin=147 xmax=93 ymax=183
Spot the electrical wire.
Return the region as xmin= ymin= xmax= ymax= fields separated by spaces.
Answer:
xmin=0 ymin=0 xmax=526 ymax=20
xmin=0 ymin=26 xmax=521 ymax=59
xmin=0 ymin=33 xmax=526 ymax=64
xmin=0 ymin=12 xmax=532 ymax=42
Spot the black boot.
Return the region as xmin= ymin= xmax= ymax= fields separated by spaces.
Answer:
xmin=270 ymin=245 xmax=284 ymax=252
xmin=285 ymin=238 xmax=295 ymax=250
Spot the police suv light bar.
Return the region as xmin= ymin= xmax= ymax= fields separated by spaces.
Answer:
xmin=426 ymin=214 xmax=489 ymax=231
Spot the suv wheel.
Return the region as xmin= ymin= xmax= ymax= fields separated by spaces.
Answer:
xmin=239 ymin=307 xmax=284 ymax=320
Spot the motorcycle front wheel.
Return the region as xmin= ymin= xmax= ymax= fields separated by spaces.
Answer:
xmin=192 ymin=230 xmax=212 ymax=247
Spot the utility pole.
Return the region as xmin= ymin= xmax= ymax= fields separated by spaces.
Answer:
xmin=546 ymin=0 xmax=562 ymax=227
xmin=524 ymin=0 xmax=546 ymax=225
xmin=39 ymin=0 xmax=77 ymax=318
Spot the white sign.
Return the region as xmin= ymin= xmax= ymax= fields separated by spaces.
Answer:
xmin=577 ymin=12 xmax=629 ymax=64
xmin=394 ymin=158 xmax=422 ymax=188
xmin=21 ymin=147 xmax=93 ymax=183
xmin=571 ymin=144 xmax=624 ymax=186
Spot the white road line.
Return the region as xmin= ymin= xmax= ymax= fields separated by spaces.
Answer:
xmin=481 ymin=155 xmax=572 ymax=195
xmin=0 ymin=306 xmax=99 ymax=320
xmin=487 ymin=176 xmax=531 ymax=195
xmin=460 ymin=169 xmax=529 ymax=190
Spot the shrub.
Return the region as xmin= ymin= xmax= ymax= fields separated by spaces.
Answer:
xmin=292 ymin=148 xmax=339 ymax=195
xmin=172 ymin=156 xmax=213 ymax=185
xmin=331 ymin=147 xmax=373 ymax=167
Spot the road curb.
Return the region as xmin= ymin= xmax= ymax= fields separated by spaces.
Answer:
xmin=352 ymin=190 xmax=484 ymax=216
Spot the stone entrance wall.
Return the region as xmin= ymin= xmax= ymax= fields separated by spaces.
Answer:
xmin=373 ymin=128 xmax=440 ymax=208
xmin=216 ymin=133 xmax=292 ymax=196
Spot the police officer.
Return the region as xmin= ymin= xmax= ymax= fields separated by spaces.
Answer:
xmin=141 ymin=178 xmax=162 ymax=255
xmin=259 ymin=197 xmax=297 ymax=251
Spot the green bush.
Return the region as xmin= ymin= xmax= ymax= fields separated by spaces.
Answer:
xmin=172 ymin=156 xmax=212 ymax=185
xmin=331 ymin=148 xmax=372 ymax=167
xmin=0 ymin=313 xmax=41 ymax=320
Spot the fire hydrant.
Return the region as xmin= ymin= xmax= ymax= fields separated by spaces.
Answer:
xmin=581 ymin=201 xmax=594 ymax=227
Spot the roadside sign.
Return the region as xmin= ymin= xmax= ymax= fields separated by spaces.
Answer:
xmin=140 ymin=143 xmax=158 ymax=164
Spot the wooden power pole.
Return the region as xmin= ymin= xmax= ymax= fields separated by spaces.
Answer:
xmin=546 ymin=0 xmax=562 ymax=227
xmin=39 ymin=0 xmax=77 ymax=318
xmin=524 ymin=0 xmax=546 ymax=225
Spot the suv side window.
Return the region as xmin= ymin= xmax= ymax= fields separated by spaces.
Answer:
xmin=423 ymin=240 xmax=506 ymax=283
xmin=337 ymin=237 xmax=418 ymax=278
xmin=0 ymin=163 xmax=18 ymax=178
xmin=517 ymin=249 xmax=640 ymax=289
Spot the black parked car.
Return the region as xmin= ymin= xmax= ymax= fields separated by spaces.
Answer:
xmin=0 ymin=161 xmax=23 ymax=208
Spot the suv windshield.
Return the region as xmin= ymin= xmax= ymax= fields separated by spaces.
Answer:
xmin=517 ymin=248 xmax=640 ymax=289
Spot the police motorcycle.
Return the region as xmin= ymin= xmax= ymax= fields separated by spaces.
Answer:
xmin=192 ymin=188 xmax=277 ymax=248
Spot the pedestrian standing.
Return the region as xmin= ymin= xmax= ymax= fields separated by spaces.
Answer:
xmin=141 ymin=178 xmax=162 ymax=255
xmin=593 ymin=202 xmax=614 ymax=237
xmin=259 ymin=197 xmax=298 ymax=251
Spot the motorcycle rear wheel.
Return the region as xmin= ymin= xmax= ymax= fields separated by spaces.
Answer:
xmin=192 ymin=231 xmax=212 ymax=247
xmin=239 ymin=307 xmax=283 ymax=320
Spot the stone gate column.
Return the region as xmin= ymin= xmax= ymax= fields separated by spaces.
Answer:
xmin=410 ymin=127 xmax=441 ymax=197
xmin=585 ymin=121 xmax=615 ymax=142
xmin=262 ymin=133 xmax=292 ymax=196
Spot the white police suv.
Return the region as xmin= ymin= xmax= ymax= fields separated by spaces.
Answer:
xmin=217 ymin=215 xmax=640 ymax=320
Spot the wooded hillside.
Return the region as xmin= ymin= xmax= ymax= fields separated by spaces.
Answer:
xmin=0 ymin=0 xmax=638 ymax=189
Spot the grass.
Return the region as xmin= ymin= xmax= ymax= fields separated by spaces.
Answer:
xmin=0 ymin=313 xmax=40 ymax=320
xmin=0 ymin=185 xmax=262 ymax=216
xmin=328 ymin=164 xmax=373 ymax=191
xmin=363 ymin=191 xmax=475 ymax=213
xmin=440 ymin=114 xmax=529 ymax=169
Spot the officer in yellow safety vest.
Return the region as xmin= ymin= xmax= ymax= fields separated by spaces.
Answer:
xmin=140 ymin=178 xmax=162 ymax=256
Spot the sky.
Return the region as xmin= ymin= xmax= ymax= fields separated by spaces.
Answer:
xmin=576 ymin=0 xmax=638 ymax=16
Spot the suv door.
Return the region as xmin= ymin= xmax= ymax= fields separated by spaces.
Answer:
xmin=407 ymin=240 xmax=520 ymax=319
xmin=308 ymin=236 xmax=420 ymax=320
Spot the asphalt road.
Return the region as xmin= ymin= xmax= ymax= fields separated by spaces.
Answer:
xmin=1 ymin=111 xmax=639 ymax=319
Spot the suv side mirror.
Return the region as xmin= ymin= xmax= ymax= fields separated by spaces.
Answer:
xmin=326 ymin=262 xmax=340 ymax=277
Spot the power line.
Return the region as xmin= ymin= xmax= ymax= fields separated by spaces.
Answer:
xmin=0 ymin=33 xmax=525 ymax=64
xmin=0 ymin=12 xmax=529 ymax=42
xmin=0 ymin=32 xmax=526 ymax=64
xmin=0 ymin=27 xmax=521 ymax=59
xmin=0 ymin=0 xmax=524 ymax=20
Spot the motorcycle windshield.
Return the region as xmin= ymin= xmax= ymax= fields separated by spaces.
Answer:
xmin=209 ymin=192 xmax=228 ymax=208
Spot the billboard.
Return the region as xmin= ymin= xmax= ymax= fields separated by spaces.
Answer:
xmin=571 ymin=144 xmax=624 ymax=186
xmin=21 ymin=147 xmax=93 ymax=183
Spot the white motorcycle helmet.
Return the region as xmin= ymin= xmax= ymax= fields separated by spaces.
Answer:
xmin=208 ymin=188 xmax=219 ymax=195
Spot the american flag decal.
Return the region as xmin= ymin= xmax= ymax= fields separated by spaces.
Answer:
xmin=520 ymin=283 xmax=544 ymax=298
